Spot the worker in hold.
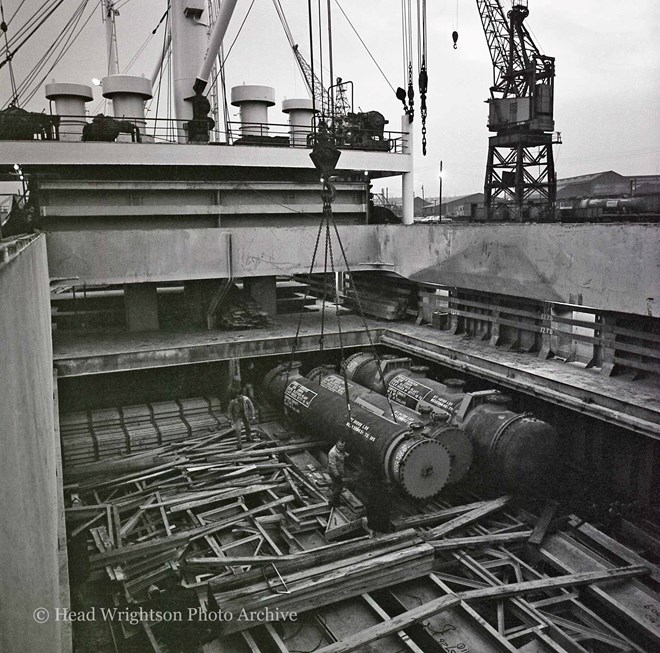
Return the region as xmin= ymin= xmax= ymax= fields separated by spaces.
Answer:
xmin=327 ymin=438 xmax=349 ymax=508
xmin=227 ymin=391 xmax=257 ymax=450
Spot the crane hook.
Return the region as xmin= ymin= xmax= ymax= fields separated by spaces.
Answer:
xmin=452 ymin=30 xmax=458 ymax=49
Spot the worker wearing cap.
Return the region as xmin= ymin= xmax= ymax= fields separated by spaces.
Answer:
xmin=327 ymin=438 xmax=349 ymax=507
xmin=227 ymin=392 xmax=257 ymax=450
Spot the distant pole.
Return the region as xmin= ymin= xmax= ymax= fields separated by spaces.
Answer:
xmin=438 ymin=160 xmax=443 ymax=217
xmin=401 ymin=114 xmax=414 ymax=224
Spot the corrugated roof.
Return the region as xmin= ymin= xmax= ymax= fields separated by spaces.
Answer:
xmin=556 ymin=170 xmax=625 ymax=185
xmin=443 ymin=192 xmax=484 ymax=204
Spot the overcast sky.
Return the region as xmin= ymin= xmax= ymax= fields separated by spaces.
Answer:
xmin=2 ymin=0 xmax=659 ymax=198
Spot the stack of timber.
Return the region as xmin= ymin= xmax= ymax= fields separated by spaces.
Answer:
xmin=344 ymin=271 xmax=419 ymax=321
xmin=275 ymin=277 xmax=318 ymax=314
xmin=60 ymin=396 xmax=229 ymax=467
xmin=291 ymin=273 xmax=337 ymax=302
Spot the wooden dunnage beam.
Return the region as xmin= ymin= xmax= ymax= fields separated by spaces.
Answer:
xmin=313 ymin=566 xmax=649 ymax=653
xmin=425 ymin=496 xmax=511 ymax=539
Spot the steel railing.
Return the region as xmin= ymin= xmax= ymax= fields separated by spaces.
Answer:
xmin=3 ymin=113 xmax=408 ymax=153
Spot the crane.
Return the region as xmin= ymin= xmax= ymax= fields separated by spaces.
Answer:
xmin=476 ymin=0 xmax=559 ymax=221
xmin=271 ymin=0 xmax=350 ymax=120
xmin=271 ymin=0 xmax=327 ymax=115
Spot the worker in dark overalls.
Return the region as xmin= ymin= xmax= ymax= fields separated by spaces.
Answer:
xmin=227 ymin=392 xmax=256 ymax=450
xmin=327 ymin=438 xmax=349 ymax=507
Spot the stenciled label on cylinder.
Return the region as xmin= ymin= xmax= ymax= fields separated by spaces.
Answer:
xmin=284 ymin=381 xmax=317 ymax=413
xmin=320 ymin=375 xmax=346 ymax=396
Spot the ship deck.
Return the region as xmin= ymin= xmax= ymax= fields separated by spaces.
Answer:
xmin=53 ymin=312 xmax=660 ymax=439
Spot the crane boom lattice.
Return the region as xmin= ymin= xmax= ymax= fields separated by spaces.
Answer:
xmin=476 ymin=0 xmax=558 ymax=222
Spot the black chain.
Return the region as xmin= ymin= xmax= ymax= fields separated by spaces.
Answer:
xmin=419 ymin=58 xmax=428 ymax=156
xmin=407 ymin=61 xmax=415 ymax=122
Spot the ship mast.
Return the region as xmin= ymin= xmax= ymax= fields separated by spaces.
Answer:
xmin=102 ymin=0 xmax=120 ymax=76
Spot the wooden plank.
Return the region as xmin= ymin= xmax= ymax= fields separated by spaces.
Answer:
xmin=217 ymin=547 xmax=435 ymax=634
xmin=90 ymin=495 xmax=295 ymax=566
xmin=206 ymin=441 xmax=322 ymax=462
xmin=186 ymin=554 xmax=300 ymax=568
xmin=568 ymin=517 xmax=660 ymax=584
xmin=312 ymin=566 xmax=649 ymax=653
xmin=169 ymin=484 xmax=280 ymax=513
xmin=528 ymin=501 xmax=559 ymax=547
xmin=620 ymin=519 xmax=660 ymax=560
xmin=119 ymin=494 xmax=157 ymax=539
xmin=425 ymin=496 xmax=510 ymax=540
xmin=64 ymin=452 xmax=174 ymax=479
xmin=430 ymin=531 xmax=533 ymax=552
xmin=540 ymin=533 xmax=660 ymax=644
xmin=360 ymin=593 xmax=426 ymax=653
xmin=393 ymin=501 xmax=493 ymax=530
xmin=209 ymin=530 xmax=420 ymax=593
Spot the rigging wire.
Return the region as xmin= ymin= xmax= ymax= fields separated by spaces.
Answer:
xmin=3 ymin=0 xmax=98 ymax=108
xmin=151 ymin=5 xmax=170 ymax=140
xmin=123 ymin=29 xmax=155 ymax=73
xmin=334 ymin=0 xmax=395 ymax=94
xmin=326 ymin=0 xmax=334 ymax=113
xmin=5 ymin=0 xmax=27 ymax=26
xmin=1 ymin=0 xmax=61 ymax=50
xmin=324 ymin=205 xmax=356 ymax=433
xmin=307 ymin=0 xmax=315 ymax=115
xmin=403 ymin=0 xmax=414 ymax=120
xmin=167 ymin=45 xmax=173 ymax=139
xmin=218 ymin=43 xmax=231 ymax=141
xmin=23 ymin=0 xmax=94 ymax=105
xmin=0 ymin=0 xmax=18 ymax=104
xmin=283 ymin=212 xmax=326 ymax=393
xmin=316 ymin=0 xmax=323 ymax=112
xmin=1 ymin=0 xmax=66 ymax=60
xmin=328 ymin=213 xmax=398 ymax=423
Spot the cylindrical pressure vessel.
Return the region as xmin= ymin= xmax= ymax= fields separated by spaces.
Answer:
xmin=308 ymin=365 xmax=473 ymax=484
xmin=264 ymin=363 xmax=452 ymax=499
xmin=343 ymin=352 xmax=559 ymax=491
xmin=344 ymin=352 xmax=460 ymax=418
xmin=462 ymin=397 xmax=557 ymax=489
